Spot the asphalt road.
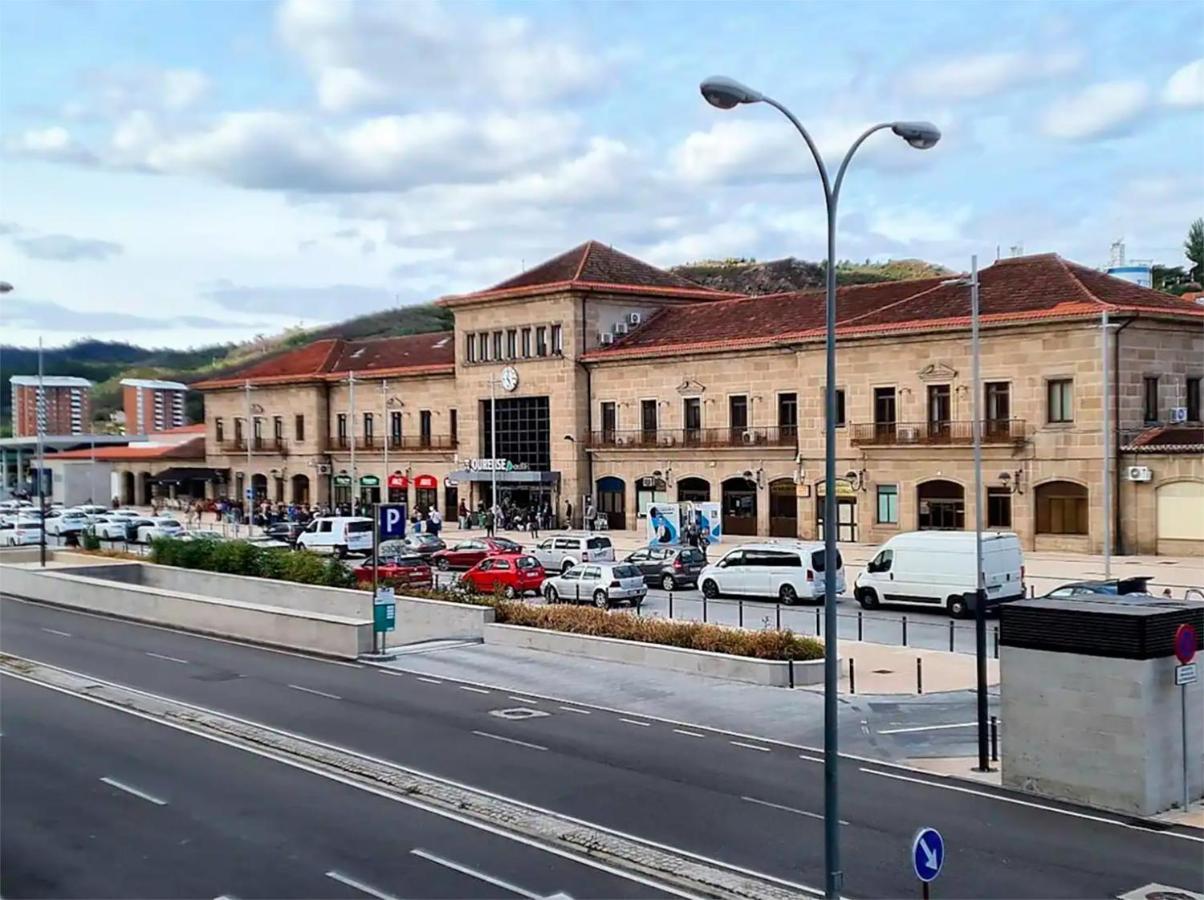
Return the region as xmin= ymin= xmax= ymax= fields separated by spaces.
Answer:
xmin=3 ymin=596 xmax=1200 ymax=899
xmin=0 ymin=675 xmax=673 ymax=900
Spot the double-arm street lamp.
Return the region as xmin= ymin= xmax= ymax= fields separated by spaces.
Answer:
xmin=700 ymin=75 xmax=940 ymax=899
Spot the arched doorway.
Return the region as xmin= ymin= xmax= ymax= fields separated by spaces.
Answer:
xmin=1035 ymin=480 xmax=1087 ymax=535
xmin=917 ymin=479 xmax=964 ymax=530
xmin=677 ymin=477 xmax=711 ymax=504
xmin=1156 ymin=480 xmax=1204 ymax=554
xmin=291 ymin=474 xmax=310 ymax=505
xmin=251 ymin=473 xmax=268 ymax=503
xmin=596 ymin=476 xmax=626 ymax=530
xmin=722 ymin=477 xmax=758 ymax=536
xmin=121 ymin=471 xmax=136 ymax=505
xmin=769 ymin=478 xmax=798 ymax=537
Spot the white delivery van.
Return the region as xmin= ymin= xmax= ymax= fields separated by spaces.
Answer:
xmin=296 ymin=516 xmax=374 ymax=557
xmin=854 ymin=530 xmax=1024 ymax=618
xmin=699 ymin=541 xmax=845 ymax=605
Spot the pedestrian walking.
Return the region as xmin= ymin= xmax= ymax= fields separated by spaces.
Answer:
xmin=485 ymin=509 xmax=496 ymax=538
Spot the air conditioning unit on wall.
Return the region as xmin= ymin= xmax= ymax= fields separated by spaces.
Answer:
xmin=628 ymin=312 xmax=642 ymax=326
xmin=317 ymin=463 xmax=332 ymax=475
xmin=615 ymin=322 xmax=629 ymax=335
xmin=1125 ymin=465 xmax=1152 ymax=482
xmin=599 ymin=333 xmax=614 ymax=345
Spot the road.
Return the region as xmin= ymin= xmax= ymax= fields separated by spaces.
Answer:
xmin=0 ymin=677 xmax=670 ymax=900
xmin=3 ymin=595 xmax=1200 ymax=899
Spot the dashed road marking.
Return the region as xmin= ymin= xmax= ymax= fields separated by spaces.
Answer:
xmin=558 ymin=706 xmax=590 ymax=715
xmin=325 ymin=870 xmax=399 ymax=900
xmin=741 ymin=795 xmax=848 ymax=824
xmin=40 ymin=627 xmax=72 ymax=637
xmin=472 ymin=730 xmax=548 ymax=752
xmin=673 ymin=729 xmax=706 ymax=738
xmin=145 ymin=652 xmax=189 ymax=664
xmin=100 ymin=776 xmax=167 ymax=806
xmin=730 ymin=741 xmax=771 ymax=753
xmin=416 ymin=677 xmax=443 ymax=684
xmin=619 ymin=718 xmax=651 ymax=727
xmin=411 ymin=848 xmax=542 ymax=899
xmin=287 ymin=684 xmax=341 ymax=700
xmin=459 ymin=685 xmax=490 ymax=695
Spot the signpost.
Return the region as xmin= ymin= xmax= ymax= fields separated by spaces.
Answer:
xmin=911 ymin=826 xmax=944 ymax=897
xmin=371 ymin=504 xmax=406 ymax=654
xmin=1174 ymin=623 xmax=1197 ymax=812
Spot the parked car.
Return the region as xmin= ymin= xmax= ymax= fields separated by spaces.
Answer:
xmin=699 ymin=541 xmax=846 ymax=606
xmin=296 ymin=516 xmax=374 ymax=557
xmin=264 ymin=521 xmax=304 ymax=546
xmin=44 ymin=509 xmax=90 ymax=536
xmin=181 ymin=529 xmax=225 ymax=542
xmin=135 ymin=517 xmax=185 ymax=543
xmin=73 ymin=504 xmax=109 ymax=520
xmin=623 ymin=545 xmax=708 ymax=590
xmin=542 ymin=562 xmax=646 ymax=608
xmin=1040 ymin=576 xmax=1152 ymax=600
xmin=531 ymin=533 xmax=616 ymax=573
xmin=854 ymin=530 xmax=1023 ymax=618
xmin=90 ymin=515 xmax=134 ymax=541
xmin=0 ymin=517 xmax=42 ymax=546
xmin=402 ymin=533 xmax=446 ymax=556
xmin=460 ymin=553 xmax=545 ymax=598
xmin=353 ymin=553 xmax=433 ymax=591
xmin=431 ymin=537 xmax=522 ymax=570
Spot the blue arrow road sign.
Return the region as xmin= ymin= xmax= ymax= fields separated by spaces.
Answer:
xmin=912 ymin=827 xmax=944 ymax=882
xmin=378 ymin=503 xmax=407 ymax=540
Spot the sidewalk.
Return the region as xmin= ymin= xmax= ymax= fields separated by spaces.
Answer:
xmin=821 ymin=640 xmax=999 ymax=696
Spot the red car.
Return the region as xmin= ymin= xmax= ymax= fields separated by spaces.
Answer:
xmin=460 ymin=554 xmax=545 ymax=598
xmin=353 ymin=553 xmax=433 ymax=591
xmin=431 ymin=537 xmax=523 ymax=570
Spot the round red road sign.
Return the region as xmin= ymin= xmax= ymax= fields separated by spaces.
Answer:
xmin=1174 ymin=623 xmax=1197 ymax=665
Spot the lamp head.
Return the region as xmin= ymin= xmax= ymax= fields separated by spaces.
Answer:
xmin=891 ymin=121 xmax=941 ymax=149
xmin=700 ymin=76 xmax=764 ymax=109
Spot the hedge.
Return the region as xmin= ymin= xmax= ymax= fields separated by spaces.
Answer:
xmin=148 ymin=537 xmax=356 ymax=589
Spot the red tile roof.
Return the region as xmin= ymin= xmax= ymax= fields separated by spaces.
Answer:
xmin=586 ymin=254 xmax=1204 ymax=361
xmin=1121 ymin=425 xmax=1204 ymax=453
xmin=439 ymin=240 xmax=739 ymax=306
xmin=193 ymin=332 xmax=455 ymax=389
xmin=52 ymin=436 xmax=205 ymax=461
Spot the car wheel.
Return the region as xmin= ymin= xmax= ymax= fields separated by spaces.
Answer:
xmin=436 ymin=557 xmax=450 ymax=570
xmin=948 ymin=594 xmax=969 ymax=619
xmin=335 ymin=545 xmax=347 ymax=559
xmin=779 ymin=584 xmax=799 ymax=606
xmin=701 ymin=579 xmax=719 ymax=600
xmin=561 ymin=560 xmax=574 ymax=574
xmin=503 ymin=585 xmax=517 ymax=599
xmin=545 ymin=586 xmax=559 ymax=604
xmin=593 ymin=589 xmax=609 ymax=609
xmin=857 ymin=588 xmax=880 ymax=610
xmin=660 ymin=574 xmax=676 ymax=591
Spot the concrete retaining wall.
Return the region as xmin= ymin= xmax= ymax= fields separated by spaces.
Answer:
xmin=134 ymin=565 xmax=373 ymax=619
xmin=0 ymin=563 xmax=372 ymax=659
xmin=395 ymin=595 xmax=495 ymax=642
xmin=483 ymin=623 xmax=825 ymax=687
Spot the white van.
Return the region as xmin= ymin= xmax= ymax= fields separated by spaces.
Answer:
xmin=296 ymin=516 xmax=373 ymax=557
xmin=854 ymin=530 xmax=1025 ymax=618
xmin=698 ymin=541 xmax=846 ymax=605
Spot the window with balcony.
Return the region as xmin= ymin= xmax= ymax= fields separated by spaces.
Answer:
xmin=234 ymin=418 xmax=243 ymax=441
xmin=521 ymin=327 xmax=532 ymax=358
xmin=551 ymin=323 xmax=563 ymax=355
xmin=420 ymin=410 xmax=432 ymax=447
xmin=873 ymin=387 xmax=896 ymax=442
xmin=601 ymin=401 xmax=616 ymax=443
xmin=506 ymin=329 xmax=517 ymax=359
xmin=988 ymin=487 xmax=1012 ymax=528
xmin=1188 ymin=377 xmax=1201 ymax=422
xmin=337 ymin=413 xmax=348 ymax=447
xmin=294 ymin=414 xmax=305 ymax=442
xmin=985 ymin=382 xmax=1011 ymax=439
xmin=684 ymin=397 xmax=702 ymax=444
xmin=1143 ymin=376 xmax=1159 ymax=424
xmin=449 ymin=409 xmax=458 ymax=444
xmin=535 ymin=326 xmax=548 ymax=357
xmin=927 ymin=384 xmax=951 ymax=440
xmin=641 ymin=399 xmax=657 ymax=443
xmin=876 ymin=484 xmax=898 ymax=524
xmin=778 ymin=392 xmax=798 ymax=439
xmin=729 ymin=395 xmax=747 ymax=443
xmin=390 ymin=410 xmax=402 ymax=444
xmin=215 ymin=418 xmax=224 ymax=442
xmin=273 ymin=416 xmax=283 ymax=441
xmin=1047 ymin=379 xmax=1073 ymax=423
xmin=363 ymin=412 xmax=374 ymax=447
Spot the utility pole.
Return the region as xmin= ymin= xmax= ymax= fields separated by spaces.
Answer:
xmin=489 ymin=373 xmax=499 ymax=512
xmin=381 ymin=379 xmax=389 ymax=502
xmin=1101 ymin=309 xmax=1112 ymax=579
xmin=349 ymin=371 xmax=357 ymax=514
xmin=244 ymin=379 xmax=253 ymax=529
xmin=970 ymin=255 xmax=989 ymax=772
xmin=37 ymin=337 xmax=46 ymax=567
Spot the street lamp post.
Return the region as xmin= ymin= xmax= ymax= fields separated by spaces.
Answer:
xmin=700 ymin=75 xmax=939 ymax=900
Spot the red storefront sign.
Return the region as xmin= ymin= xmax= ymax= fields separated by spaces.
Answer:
xmin=387 ymin=473 xmax=408 ymax=489
xmin=414 ymin=474 xmax=438 ymax=490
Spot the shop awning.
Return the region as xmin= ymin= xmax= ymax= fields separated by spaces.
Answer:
xmin=447 ymin=469 xmax=560 ymax=485
xmin=150 ymin=467 xmax=228 ymax=484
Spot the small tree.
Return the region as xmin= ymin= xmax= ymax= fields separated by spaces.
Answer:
xmin=1186 ymin=218 xmax=1204 ymax=283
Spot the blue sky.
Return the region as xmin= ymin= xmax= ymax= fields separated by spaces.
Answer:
xmin=1 ymin=0 xmax=1201 ymax=348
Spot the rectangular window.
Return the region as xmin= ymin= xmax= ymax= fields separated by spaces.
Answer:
xmin=337 ymin=413 xmax=347 ymax=445
xmin=1188 ymin=377 xmax=1201 ymax=422
xmin=535 ymin=326 xmax=548 ymax=357
xmin=449 ymin=409 xmax=458 ymax=443
xmin=826 ymin=388 xmax=846 ymax=427
xmin=778 ymin=392 xmax=798 ymax=438
xmin=601 ymin=401 xmax=617 ymax=442
xmin=641 ymin=399 xmax=657 ymax=442
xmin=506 ymin=329 xmax=517 ymax=359
xmin=492 ymin=331 xmax=503 ymax=361
xmin=420 ymin=410 xmax=432 ymax=447
xmin=684 ymin=397 xmax=702 ymax=444
xmin=987 ymin=487 xmax=1012 ymax=528
xmin=389 ymin=410 xmax=402 ymax=444
xmin=1047 ymin=379 xmax=1073 ymax=423
xmin=927 ymin=384 xmax=951 ymax=440
xmin=466 ymin=333 xmax=476 ymax=363
xmin=363 ymin=412 xmax=373 ymax=445
xmin=873 ymin=387 xmax=896 ymax=442
xmin=273 ymin=416 xmax=283 ymax=441
xmin=551 ymin=323 xmax=563 ymax=355
xmin=521 ymin=327 xmax=532 ymax=358
xmin=477 ymin=332 xmax=489 ymax=362
xmin=252 ymin=417 xmax=263 ymax=439
xmin=294 ymin=414 xmax=304 ymax=442
xmin=729 ymin=395 xmax=747 ymax=443
xmin=1143 ymin=376 xmax=1159 ymax=423
xmin=234 ymin=417 xmax=243 ymax=441
xmin=215 ymin=418 xmax=224 ymax=442
xmin=876 ymin=484 xmax=898 ymax=524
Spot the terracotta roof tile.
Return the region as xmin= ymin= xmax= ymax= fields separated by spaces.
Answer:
xmin=1121 ymin=425 xmax=1204 ymax=453
xmin=52 ymin=436 xmax=205 ymax=461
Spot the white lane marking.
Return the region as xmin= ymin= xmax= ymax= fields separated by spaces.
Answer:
xmin=459 ymin=685 xmax=490 ymax=694
xmin=472 ymin=730 xmax=548 ymax=752
xmin=730 ymin=741 xmax=771 ymax=753
xmin=619 ymin=718 xmax=651 ymax=727
xmin=411 ymin=848 xmax=541 ymax=899
xmin=798 ymin=753 xmax=824 ymax=764
xmin=41 ymin=627 xmax=72 ymax=637
xmin=287 ymin=684 xmax=342 ymax=700
xmin=878 ymin=721 xmax=978 ymax=735
xmin=145 ymin=652 xmax=189 ymax=664
xmin=100 ymin=776 xmax=167 ymax=806
xmin=741 ymin=795 xmax=849 ymax=825
xmin=325 ymin=870 xmax=399 ymax=900
xmin=558 ymin=706 xmax=590 ymax=715
xmin=509 ymin=695 xmax=539 ymax=703
xmin=858 ymin=768 xmax=1204 ymax=843
xmin=416 ymin=676 xmax=443 ymax=684
xmin=7 ymin=671 xmax=704 ymax=900
xmin=673 ymin=729 xmax=706 ymax=738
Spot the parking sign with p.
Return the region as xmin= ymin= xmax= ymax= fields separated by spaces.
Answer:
xmin=378 ymin=503 xmax=407 ymax=540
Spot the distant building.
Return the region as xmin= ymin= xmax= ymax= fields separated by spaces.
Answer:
xmin=121 ymin=378 xmax=188 ymax=434
xmin=10 ymin=375 xmax=92 ymax=437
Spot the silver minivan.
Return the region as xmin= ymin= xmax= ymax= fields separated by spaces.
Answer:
xmin=531 ymin=533 xmax=616 ymax=573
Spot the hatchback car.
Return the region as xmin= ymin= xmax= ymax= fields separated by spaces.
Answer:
xmin=623 ymin=545 xmax=708 ymax=591
xmin=353 ymin=553 xmax=433 ymax=590
xmin=403 ymin=533 xmax=447 ymax=556
xmin=531 ymin=533 xmax=616 ymax=573
xmin=431 ymin=537 xmax=522 ymax=570
xmin=461 ymin=553 xmax=545 ymax=598
xmin=542 ymin=562 xmax=647 ymax=608
xmin=1040 ymin=576 xmax=1153 ymax=600
xmin=264 ymin=521 xmax=304 ymax=546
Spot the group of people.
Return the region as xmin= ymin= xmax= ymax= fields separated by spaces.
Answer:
xmin=457 ymin=499 xmax=553 ymax=538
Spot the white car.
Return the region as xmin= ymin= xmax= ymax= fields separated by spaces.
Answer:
xmin=135 ymin=517 xmax=185 ymax=543
xmin=296 ymin=516 xmax=373 ymax=557
xmin=541 ymin=561 xmax=647 ymax=608
xmin=90 ymin=515 xmax=135 ymax=540
xmin=531 ymin=533 xmax=616 ymax=573
xmin=698 ymin=541 xmax=846 ymax=606
xmin=73 ymin=504 xmax=109 ymax=521
xmin=0 ymin=517 xmax=43 ymax=546
xmin=44 ymin=510 xmax=91 ymax=536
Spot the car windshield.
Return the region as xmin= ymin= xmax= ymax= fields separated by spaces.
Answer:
xmin=612 ymin=564 xmax=641 ymax=579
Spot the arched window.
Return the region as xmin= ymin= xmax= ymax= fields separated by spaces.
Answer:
xmin=1036 ymin=481 xmax=1088 ymax=535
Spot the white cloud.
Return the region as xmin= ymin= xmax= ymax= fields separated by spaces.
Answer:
xmin=1040 ymin=80 xmax=1150 ymax=140
xmin=11 ymin=233 xmax=123 ymax=261
xmin=1163 ymin=58 xmax=1204 ymax=107
xmin=900 ymin=49 xmax=1082 ymax=101
xmin=277 ymin=0 xmax=609 ymax=113
xmin=7 ymin=126 xmax=95 ymax=164
xmin=63 ymin=66 xmax=210 ymax=119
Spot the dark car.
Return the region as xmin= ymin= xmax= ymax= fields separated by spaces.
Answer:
xmin=264 ymin=521 xmax=304 ymax=546
xmin=430 ymin=537 xmax=522 ymax=570
xmin=403 ymin=533 xmax=446 ymax=556
xmin=1041 ymin=576 xmax=1152 ymax=600
xmin=623 ymin=545 xmax=708 ymax=591
xmin=352 ymin=553 xmax=433 ymax=591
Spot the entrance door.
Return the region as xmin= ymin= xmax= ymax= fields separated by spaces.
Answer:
xmin=917 ymin=479 xmax=965 ymax=530
xmin=722 ymin=478 xmax=758 ymax=536
xmin=768 ymin=479 xmax=798 ymax=537
xmin=596 ymin=477 xmax=626 ymax=530
xmin=816 ymin=495 xmax=858 ymax=541
xmin=444 ymin=485 xmax=458 ymax=522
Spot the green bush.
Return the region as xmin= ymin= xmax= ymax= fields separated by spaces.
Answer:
xmin=148 ymin=537 xmax=354 ymax=589
xmin=81 ymin=531 xmax=101 ymax=551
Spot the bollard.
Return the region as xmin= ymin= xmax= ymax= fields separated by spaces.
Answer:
xmin=815 ymin=607 xmax=822 ymax=636
xmin=636 ymin=602 xmax=641 ymax=617
xmin=993 ymin=627 xmax=999 ymax=659
xmin=857 ymin=609 xmax=863 ymax=641
xmin=1028 ymin=583 xmax=1035 ymax=598
xmin=916 ymin=657 xmax=923 ymax=694
xmin=775 ymin=604 xmax=781 ymax=631
xmin=949 ymin=619 xmax=955 ymax=652
xmin=990 ymin=715 xmax=999 ymax=762
xmin=703 ymin=593 xmax=708 ymax=623
xmin=668 ymin=589 xmax=674 ymax=619
xmin=738 ymin=598 xmax=744 ymax=628
xmin=902 ymin=615 xmax=909 ymax=646
xmin=849 ymin=658 xmax=856 ymax=695
xmin=788 ymin=657 xmax=795 ymax=689
xmin=576 ymin=582 xmax=580 ymax=604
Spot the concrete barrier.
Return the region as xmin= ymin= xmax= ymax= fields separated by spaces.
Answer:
xmin=483 ymin=623 xmax=825 ymax=687
xmin=134 ymin=564 xmax=373 ymax=619
xmin=395 ymin=595 xmax=495 ymax=642
xmin=0 ymin=563 xmax=372 ymax=659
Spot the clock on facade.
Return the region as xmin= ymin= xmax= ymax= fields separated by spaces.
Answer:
xmin=500 ymin=366 xmax=519 ymax=392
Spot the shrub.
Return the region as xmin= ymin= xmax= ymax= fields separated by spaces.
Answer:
xmin=81 ymin=531 xmax=101 ymax=551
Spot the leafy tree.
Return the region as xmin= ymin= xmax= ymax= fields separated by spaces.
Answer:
xmin=1186 ymin=218 xmax=1204 ymax=283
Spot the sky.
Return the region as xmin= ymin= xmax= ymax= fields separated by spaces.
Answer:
xmin=1 ymin=0 xmax=1201 ymax=349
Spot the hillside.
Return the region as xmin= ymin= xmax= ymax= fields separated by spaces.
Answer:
xmin=671 ymin=257 xmax=951 ymax=295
